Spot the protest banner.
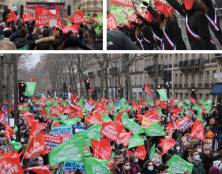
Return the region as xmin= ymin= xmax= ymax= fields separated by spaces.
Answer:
xmin=70 ymin=10 xmax=86 ymax=23
xmin=44 ymin=134 xmax=62 ymax=153
xmin=59 ymin=133 xmax=73 ymax=143
xmin=176 ymin=115 xmax=194 ymax=132
xmin=63 ymin=161 xmax=85 ymax=173
xmin=141 ymin=117 xmax=159 ymax=128
xmin=167 ymin=155 xmax=193 ymax=174
xmin=145 ymin=122 xmax=166 ymax=136
xmin=22 ymin=13 xmax=34 ymax=22
xmin=52 ymin=126 xmax=73 ymax=135
xmin=35 ymin=8 xmax=55 ymax=26
xmin=110 ymin=0 xmax=133 ymax=8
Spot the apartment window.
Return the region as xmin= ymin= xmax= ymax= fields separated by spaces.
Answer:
xmin=200 ymin=53 xmax=202 ymax=58
xmin=175 ymin=55 xmax=177 ymax=64
xmin=213 ymin=71 xmax=216 ymax=83
xmin=135 ymin=62 xmax=138 ymax=71
xmin=185 ymin=74 xmax=188 ymax=83
xmin=206 ymin=71 xmax=209 ymax=83
xmin=169 ymin=55 xmax=172 ymax=64
xmin=145 ymin=60 xmax=147 ymax=68
xmin=133 ymin=62 xmax=135 ymax=72
xmin=140 ymin=60 xmax=143 ymax=71
xmin=199 ymin=72 xmax=203 ymax=83
xmin=175 ymin=74 xmax=178 ymax=84
xmin=140 ymin=77 xmax=142 ymax=86
xmin=87 ymin=5 xmax=90 ymax=9
xmin=180 ymin=74 xmax=182 ymax=83
xmin=165 ymin=58 xmax=168 ymax=65
xmin=135 ymin=77 xmax=137 ymax=86
xmin=192 ymin=54 xmax=195 ymax=59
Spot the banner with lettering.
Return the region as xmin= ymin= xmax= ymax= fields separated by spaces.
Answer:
xmin=175 ymin=115 xmax=194 ymax=132
xmin=35 ymin=8 xmax=55 ymax=26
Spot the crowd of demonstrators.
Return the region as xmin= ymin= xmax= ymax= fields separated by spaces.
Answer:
xmin=0 ymin=6 xmax=103 ymax=50
xmin=1 ymin=84 xmax=222 ymax=174
xmin=107 ymin=0 xmax=222 ymax=50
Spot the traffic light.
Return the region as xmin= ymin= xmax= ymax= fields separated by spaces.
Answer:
xmin=19 ymin=82 xmax=28 ymax=103
xmin=85 ymin=80 xmax=90 ymax=90
xmin=191 ymin=87 xmax=196 ymax=99
xmin=157 ymin=85 xmax=161 ymax=89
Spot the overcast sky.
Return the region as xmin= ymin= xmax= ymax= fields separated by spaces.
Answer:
xmin=25 ymin=54 xmax=41 ymax=69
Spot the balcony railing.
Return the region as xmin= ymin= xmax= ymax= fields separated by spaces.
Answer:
xmin=174 ymin=84 xmax=178 ymax=87
xmin=88 ymin=72 xmax=93 ymax=76
xmin=169 ymin=64 xmax=172 ymax=68
xmin=198 ymin=83 xmax=202 ymax=87
xmin=144 ymin=67 xmax=147 ymax=71
xmin=211 ymin=83 xmax=215 ymax=87
xmin=97 ymin=70 xmax=101 ymax=75
xmin=109 ymin=67 xmax=118 ymax=73
xmin=204 ymin=83 xmax=209 ymax=87
xmin=174 ymin=63 xmax=178 ymax=67
xmin=147 ymin=66 xmax=154 ymax=72
xmin=179 ymin=61 xmax=184 ymax=68
xmin=179 ymin=84 xmax=182 ymax=87
xmin=184 ymin=83 xmax=188 ymax=87
xmin=191 ymin=83 xmax=195 ymax=87
xmin=211 ymin=58 xmax=217 ymax=63
xmin=205 ymin=58 xmax=210 ymax=64
xmin=164 ymin=65 xmax=168 ymax=69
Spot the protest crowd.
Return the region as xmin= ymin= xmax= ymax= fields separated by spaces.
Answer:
xmin=0 ymin=5 xmax=103 ymax=50
xmin=107 ymin=0 xmax=222 ymax=50
xmin=1 ymin=79 xmax=222 ymax=174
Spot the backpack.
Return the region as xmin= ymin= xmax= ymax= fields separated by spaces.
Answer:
xmin=17 ymin=44 xmax=29 ymax=50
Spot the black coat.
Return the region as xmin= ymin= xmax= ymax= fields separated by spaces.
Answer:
xmin=166 ymin=0 xmax=215 ymax=50
xmin=147 ymin=5 xmax=186 ymax=50
xmin=200 ymin=153 xmax=214 ymax=174
xmin=2 ymin=7 xmax=10 ymax=20
xmin=29 ymin=163 xmax=39 ymax=174
xmin=137 ymin=15 xmax=162 ymax=49
xmin=140 ymin=168 xmax=156 ymax=174
xmin=14 ymin=37 xmax=36 ymax=50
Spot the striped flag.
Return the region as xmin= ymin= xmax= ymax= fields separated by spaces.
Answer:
xmin=66 ymin=92 xmax=75 ymax=102
xmin=85 ymin=102 xmax=94 ymax=112
xmin=144 ymin=83 xmax=152 ymax=95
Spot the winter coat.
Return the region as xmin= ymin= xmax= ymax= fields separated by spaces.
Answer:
xmin=214 ymin=151 xmax=222 ymax=161
xmin=140 ymin=168 xmax=156 ymax=174
xmin=35 ymin=30 xmax=64 ymax=50
xmin=14 ymin=38 xmax=36 ymax=50
xmin=200 ymin=153 xmax=214 ymax=174
xmin=192 ymin=161 xmax=206 ymax=174
xmin=130 ymin=162 xmax=140 ymax=174
xmin=110 ymin=163 xmax=126 ymax=174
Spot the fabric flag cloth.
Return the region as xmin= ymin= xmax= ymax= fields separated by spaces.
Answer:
xmin=91 ymin=137 xmax=112 ymax=161
xmin=95 ymin=25 xmax=101 ymax=36
xmin=145 ymin=122 xmax=166 ymax=136
xmin=25 ymin=82 xmax=36 ymax=96
xmin=7 ymin=9 xmax=18 ymax=23
xmin=49 ymin=134 xmax=85 ymax=164
xmin=166 ymin=155 xmax=193 ymax=174
xmin=70 ymin=10 xmax=86 ymax=23
xmin=0 ymin=151 xmax=23 ymax=173
xmin=5 ymin=122 xmax=15 ymax=139
xmin=24 ymin=132 xmax=47 ymax=159
xmin=29 ymin=77 xmax=37 ymax=82
xmin=107 ymin=13 xmax=118 ymax=30
xmin=10 ymin=141 xmax=22 ymax=151
xmin=66 ymin=92 xmax=75 ymax=102
xmin=84 ymin=157 xmax=112 ymax=174
xmin=55 ymin=4 xmax=62 ymax=26
xmin=128 ymin=135 xmax=144 ymax=149
xmin=110 ymin=0 xmax=133 ymax=8
xmin=157 ymin=89 xmax=168 ymax=101
xmin=29 ymin=122 xmax=47 ymax=140
xmin=35 ymin=8 xmax=55 ymax=26
xmin=117 ymin=130 xmax=133 ymax=147
xmin=160 ymin=138 xmax=176 ymax=156
xmin=24 ymin=166 xmax=51 ymax=174
xmin=134 ymin=145 xmax=147 ymax=160
xmin=95 ymin=14 xmax=103 ymax=24
xmin=150 ymin=144 xmax=155 ymax=160
xmin=100 ymin=122 xmax=123 ymax=142
xmin=144 ymin=83 xmax=152 ymax=95
xmin=22 ymin=13 xmax=34 ymax=22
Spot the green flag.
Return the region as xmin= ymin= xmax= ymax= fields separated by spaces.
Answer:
xmin=65 ymin=118 xmax=81 ymax=126
xmin=166 ymin=155 xmax=193 ymax=174
xmin=145 ymin=122 xmax=166 ymax=136
xmin=183 ymin=99 xmax=191 ymax=105
xmin=84 ymin=123 xmax=101 ymax=141
xmin=158 ymin=108 xmax=166 ymax=117
xmin=10 ymin=141 xmax=22 ymax=151
xmin=46 ymin=99 xmax=52 ymax=105
xmin=128 ymin=11 xmax=134 ymax=16
xmin=95 ymin=26 xmax=101 ymax=36
xmin=67 ymin=20 xmax=72 ymax=26
xmin=125 ymin=122 xmax=144 ymax=135
xmin=49 ymin=134 xmax=85 ymax=164
xmin=198 ymin=99 xmax=205 ymax=104
xmin=95 ymin=14 xmax=103 ymax=24
xmin=18 ymin=105 xmax=30 ymax=112
xmin=177 ymin=101 xmax=184 ymax=108
xmin=24 ymin=82 xmax=36 ymax=96
xmin=148 ymin=100 xmax=155 ymax=107
xmin=192 ymin=104 xmax=200 ymax=111
xmin=157 ymin=89 xmax=168 ymax=101
xmin=114 ymin=15 xmax=128 ymax=24
xmin=45 ymin=106 xmax=52 ymax=116
xmin=128 ymin=135 xmax=144 ymax=149
xmin=150 ymin=144 xmax=155 ymax=160
xmin=111 ymin=5 xmax=124 ymax=16
xmin=85 ymin=157 xmax=111 ymax=174
xmin=14 ymin=125 xmax=18 ymax=133
xmin=205 ymin=99 xmax=212 ymax=105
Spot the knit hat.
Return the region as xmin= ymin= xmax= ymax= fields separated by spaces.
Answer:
xmin=209 ymin=166 xmax=220 ymax=174
xmin=175 ymin=142 xmax=181 ymax=148
xmin=154 ymin=1 xmax=169 ymax=19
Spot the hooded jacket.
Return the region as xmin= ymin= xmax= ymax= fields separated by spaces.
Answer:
xmin=65 ymin=34 xmax=82 ymax=50
xmin=192 ymin=161 xmax=206 ymax=174
xmin=14 ymin=37 xmax=36 ymax=50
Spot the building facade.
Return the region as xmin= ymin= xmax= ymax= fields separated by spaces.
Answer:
xmin=78 ymin=54 xmax=219 ymax=103
xmin=0 ymin=0 xmax=12 ymax=14
xmin=74 ymin=0 xmax=102 ymax=18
